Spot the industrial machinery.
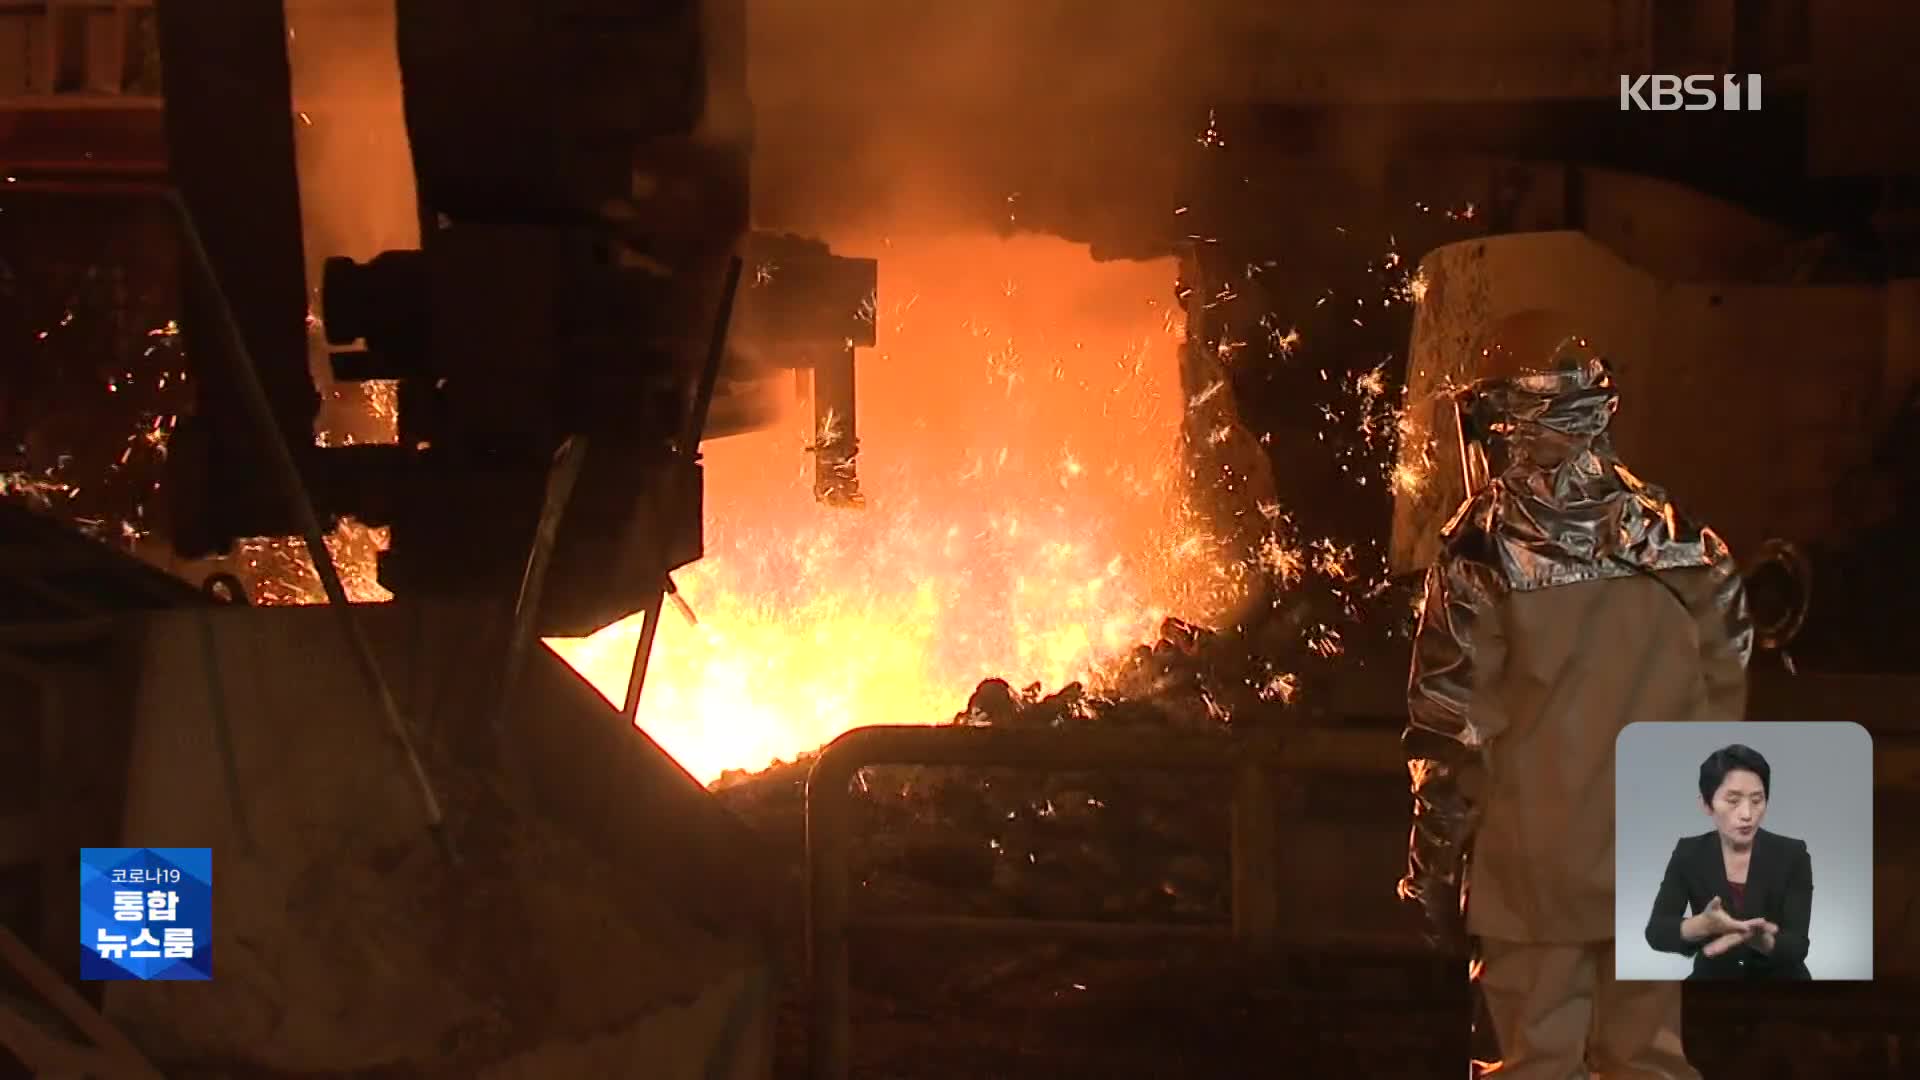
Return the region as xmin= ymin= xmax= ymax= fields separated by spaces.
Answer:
xmin=0 ymin=0 xmax=872 ymax=1074
xmin=4 ymin=0 xmax=1920 ymax=1076
xmin=159 ymin=0 xmax=875 ymax=634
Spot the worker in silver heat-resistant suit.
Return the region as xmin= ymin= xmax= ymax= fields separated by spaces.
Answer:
xmin=1396 ymin=337 xmax=1753 ymax=1079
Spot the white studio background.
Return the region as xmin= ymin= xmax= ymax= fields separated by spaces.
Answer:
xmin=1613 ymin=720 xmax=1875 ymax=981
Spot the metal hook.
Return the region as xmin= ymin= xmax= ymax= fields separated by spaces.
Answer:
xmin=201 ymin=572 xmax=251 ymax=607
xmin=1741 ymin=538 xmax=1811 ymax=652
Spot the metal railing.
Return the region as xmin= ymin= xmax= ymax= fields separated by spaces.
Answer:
xmin=0 ymin=925 xmax=162 ymax=1078
xmin=0 ymin=644 xmax=162 ymax=1077
xmin=804 ymin=724 xmax=1287 ymax=1080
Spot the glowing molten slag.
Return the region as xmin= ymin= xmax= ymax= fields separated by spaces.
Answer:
xmin=545 ymin=492 xmax=1179 ymax=786
xmin=547 ymin=236 xmax=1236 ymax=786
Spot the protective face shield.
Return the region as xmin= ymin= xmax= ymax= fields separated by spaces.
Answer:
xmin=1448 ymin=332 xmax=1604 ymax=494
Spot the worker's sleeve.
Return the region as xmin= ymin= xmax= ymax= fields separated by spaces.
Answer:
xmin=1683 ymin=537 xmax=1753 ymax=723
xmin=1771 ymin=840 xmax=1815 ymax=968
xmin=1397 ymin=552 xmax=1505 ymax=945
xmin=1406 ymin=552 xmax=1508 ymax=756
xmin=1643 ymin=840 xmax=1701 ymax=956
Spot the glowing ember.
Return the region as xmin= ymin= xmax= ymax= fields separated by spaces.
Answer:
xmin=238 ymin=522 xmax=393 ymax=605
xmin=548 ymin=236 xmax=1236 ymax=785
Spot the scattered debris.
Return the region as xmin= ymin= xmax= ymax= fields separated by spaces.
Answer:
xmin=715 ymin=591 xmax=1409 ymax=933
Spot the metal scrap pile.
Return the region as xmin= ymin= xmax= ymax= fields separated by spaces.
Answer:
xmin=715 ymin=605 xmax=1388 ymax=928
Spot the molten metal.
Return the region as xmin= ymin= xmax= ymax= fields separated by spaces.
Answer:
xmin=548 ymin=236 xmax=1239 ymax=785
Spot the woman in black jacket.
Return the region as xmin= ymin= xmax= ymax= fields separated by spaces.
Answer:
xmin=1644 ymin=744 xmax=1814 ymax=980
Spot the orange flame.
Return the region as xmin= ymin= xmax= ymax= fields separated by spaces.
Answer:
xmin=548 ymin=235 xmax=1240 ymax=785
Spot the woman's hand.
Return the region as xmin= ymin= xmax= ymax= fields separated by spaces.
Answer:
xmin=1701 ymin=929 xmax=1749 ymax=957
xmin=1701 ymin=921 xmax=1775 ymax=957
xmin=1696 ymin=896 xmax=1751 ymax=937
xmin=1689 ymin=895 xmax=1751 ymax=937
xmin=1696 ymin=901 xmax=1777 ymax=957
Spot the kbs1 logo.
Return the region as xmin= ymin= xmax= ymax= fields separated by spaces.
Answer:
xmin=1619 ymin=74 xmax=1763 ymax=111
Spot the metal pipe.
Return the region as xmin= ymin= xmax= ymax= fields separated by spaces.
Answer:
xmin=805 ymin=734 xmax=854 ymax=1080
xmin=619 ymin=598 xmax=658 ymax=724
xmin=804 ymin=724 xmax=1284 ymax=1080
xmin=684 ymin=258 xmax=746 ymax=459
xmin=667 ymin=578 xmax=698 ymax=625
xmin=810 ymin=342 xmax=861 ymax=506
xmin=496 ymin=435 xmax=589 ymax=750
xmin=622 ymin=256 xmax=744 ymax=723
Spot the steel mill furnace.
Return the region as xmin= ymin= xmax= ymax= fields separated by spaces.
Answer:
xmin=4 ymin=1 xmax=1920 ymax=1078
xmin=0 ymin=0 xmax=868 ymax=1074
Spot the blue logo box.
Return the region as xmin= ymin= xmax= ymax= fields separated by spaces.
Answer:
xmin=79 ymin=848 xmax=212 ymax=981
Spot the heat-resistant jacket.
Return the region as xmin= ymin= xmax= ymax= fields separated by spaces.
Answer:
xmin=1405 ymin=354 xmax=1753 ymax=944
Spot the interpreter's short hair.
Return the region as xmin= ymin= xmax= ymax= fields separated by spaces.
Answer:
xmin=1698 ymin=744 xmax=1772 ymax=804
